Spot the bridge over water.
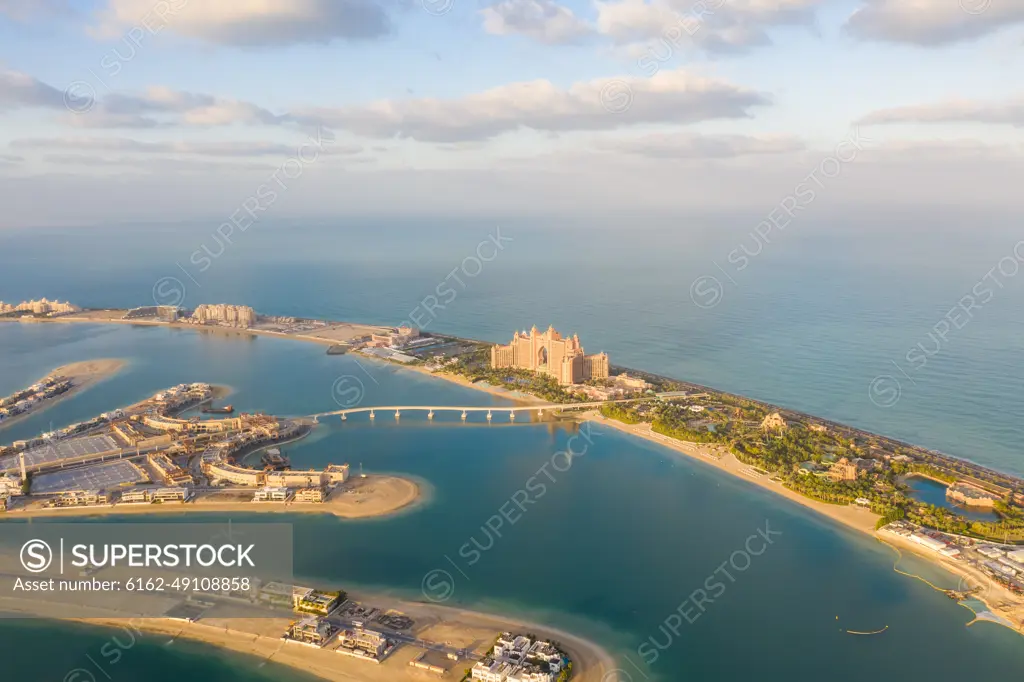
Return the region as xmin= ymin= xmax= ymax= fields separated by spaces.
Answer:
xmin=307 ymin=397 xmax=659 ymax=423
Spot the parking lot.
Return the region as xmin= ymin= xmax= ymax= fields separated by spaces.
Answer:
xmin=0 ymin=434 xmax=121 ymax=471
xmin=31 ymin=459 xmax=147 ymax=493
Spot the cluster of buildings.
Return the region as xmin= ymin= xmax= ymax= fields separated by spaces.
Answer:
xmin=883 ymin=522 xmax=964 ymax=558
xmin=797 ymin=456 xmax=878 ymax=482
xmin=0 ymin=375 xmax=72 ymax=424
xmin=0 ymin=473 xmax=23 ymax=510
xmin=572 ymin=373 xmax=650 ymax=401
xmin=188 ymin=304 xmax=257 ymax=328
xmin=471 ymin=633 xmax=567 ymax=682
xmin=0 ymin=298 xmax=80 ymax=316
xmin=203 ymin=455 xmax=347 ymax=488
xmin=491 ymin=325 xmax=609 ymax=386
xmin=148 ymin=383 xmax=215 ymax=412
xmin=977 ymin=546 xmax=1024 ymax=582
xmin=118 ymin=486 xmax=193 ymax=504
xmin=369 ymin=325 xmax=420 ymax=349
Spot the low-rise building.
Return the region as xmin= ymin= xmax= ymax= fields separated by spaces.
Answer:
xmin=295 ymin=487 xmax=325 ymax=503
xmin=0 ymin=474 xmax=23 ymax=497
xmin=149 ymin=453 xmax=194 ymax=485
xmin=828 ymin=457 xmax=860 ymax=482
xmin=947 ymin=482 xmax=998 ymax=508
xmin=52 ymin=489 xmax=111 ymax=507
xmin=338 ymin=628 xmax=389 ymax=659
xmin=119 ymin=488 xmax=153 ymax=504
xmin=910 ymin=532 xmax=947 ymax=552
xmin=152 ymin=487 xmax=193 ymax=503
xmin=253 ymin=486 xmax=290 ymax=502
xmin=287 ymin=617 xmax=335 ymax=647
xmin=293 ymin=588 xmax=342 ymax=615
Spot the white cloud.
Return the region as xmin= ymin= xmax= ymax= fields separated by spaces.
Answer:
xmin=480 ymin=0 xmax=592 ymax=44
xmin=845 ymin=0 xmax=1024 ymax=46
xmin=0 ymin=69 xmax=71 ymax=111
xmin=73 ymin=86 xmax=294 ymax=129
xmin=595 ymin=0 xmax=819 ymax=54
xmin=858 ymin=96 xmax=1024 ymax=127
xmin=297 ymin=68 xmax=771 ymax=142
xmin=10 ymin=137 xmax=363 ymax=157
xmin=89 ymin=0 xmax=399 ymax=46
xmin=595 ymin=131 xmax=806 ymax=157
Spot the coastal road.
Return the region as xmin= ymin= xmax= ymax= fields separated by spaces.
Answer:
xmin=325 ymin=613 xmax=481 ymax=661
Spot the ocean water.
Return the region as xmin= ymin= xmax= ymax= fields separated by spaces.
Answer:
xmin=1 ymin=219 xmax=1022 ymax=475
xmin=1 ymin=324 xmax=1023 ymax=682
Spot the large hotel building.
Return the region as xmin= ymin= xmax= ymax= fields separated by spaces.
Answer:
xmin=490 ymin=325 xmax=609 ymax=385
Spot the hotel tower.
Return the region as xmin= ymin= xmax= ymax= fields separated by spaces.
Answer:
xmin=490 ymin=325 xmax=609 ymax=386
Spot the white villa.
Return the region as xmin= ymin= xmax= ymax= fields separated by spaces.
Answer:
xmin=471 ymin=633 xmax=565 ymax=682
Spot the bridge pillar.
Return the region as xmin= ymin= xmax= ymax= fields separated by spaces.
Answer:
xmin=510 ymin=411 xmax=515 ymax=422
xmin=461 ymin=410 xmax=467 ymax=421
xmin=486 ymin=410 xmax=492 ymax=422
xmin=395 ymin=410 xmax=401 ymax=420
xmin=341 ymin=413 xmax=347 ymax=421
xmin=369 ymin=410 xmax=375 ymax=420
xmin=312 ymin=416 xmax=319 ymax=424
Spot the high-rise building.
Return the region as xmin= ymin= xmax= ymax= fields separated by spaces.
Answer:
xmin=0 ymin=299 xmax=80 ymax=315
xmin=190 ymin=304 xmax=256 ymax=328
xmin=490 ymin=325 xmax=609 ymax=385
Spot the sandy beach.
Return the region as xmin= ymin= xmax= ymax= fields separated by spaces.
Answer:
xmin=0 ymin=582 xmax=616 ymax=682
xmin=402 ymin=363 xmax=549 ymax=407
xmin=0 ymin=591 xmax=618 ymax=682
xmin=6 ymin=312 xmax=1023 ymax=643
xmin=589 ymin=413 xmax=880 ymax=533
xmin=2 ymin=311 xmax=386 ymax=349
xmin=0 ymin=358 xmax=127 ymax=432
xmin=587 ymin=411 xmax=1024 ymax=633
xmin=3 ymin=475 xmax=422 ymax=520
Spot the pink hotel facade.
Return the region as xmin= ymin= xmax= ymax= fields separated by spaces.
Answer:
xmin=490 ymin=325 xmax=609 ymax=386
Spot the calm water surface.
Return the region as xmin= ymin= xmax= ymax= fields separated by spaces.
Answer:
xmin=1 ymin=323 xmax=1022 ymax=682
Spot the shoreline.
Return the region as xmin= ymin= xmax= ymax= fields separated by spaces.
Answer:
xmin=5 ymin=313 xmax=1023 ymax=643
xmin=1 ymin=314 xmax=551 ymax=409
xmin=3 ymin=474 xmax=422 ymax=521
xmin=0 ymin=358 xmax=127 ymax=432
xmin=587 ymin=412 xmax=1024 ymax=634
xmin=0 ymin=588 xmax=617 ymax=682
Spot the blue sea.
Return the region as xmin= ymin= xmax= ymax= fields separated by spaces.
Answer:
xmin=1 ymin=219 xmax=1023 ymax=681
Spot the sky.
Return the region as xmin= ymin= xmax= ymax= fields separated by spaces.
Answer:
xmin=0 ymin=0 xmax=1022 ymax=227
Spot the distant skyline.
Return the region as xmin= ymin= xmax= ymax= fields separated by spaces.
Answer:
xmin=0 ymin=0 xmax=1022 ymax=227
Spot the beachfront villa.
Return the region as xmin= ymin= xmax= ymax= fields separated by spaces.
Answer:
xmin=286 ymin=616 xmax=335 ymax=647
xmin=491 ymin=325 xmax=609 ymax=386
xmin=471 ymin=633 xmax=566 ymax=682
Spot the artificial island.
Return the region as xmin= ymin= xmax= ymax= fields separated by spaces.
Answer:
xmin=3 ymin=297 xmax=1024 ymax=679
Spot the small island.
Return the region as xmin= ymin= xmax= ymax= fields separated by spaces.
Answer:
xmin=0 ymin=358 xmax=126 ymax=432
xmin=5 ymin=299 xmax=1024 ymax=637
xmin=0 ymin=381 xmax=420 ymax=520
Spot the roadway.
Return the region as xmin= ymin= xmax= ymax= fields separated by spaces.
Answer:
xmin=307 ymin=396 xmax=661 ymax=421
